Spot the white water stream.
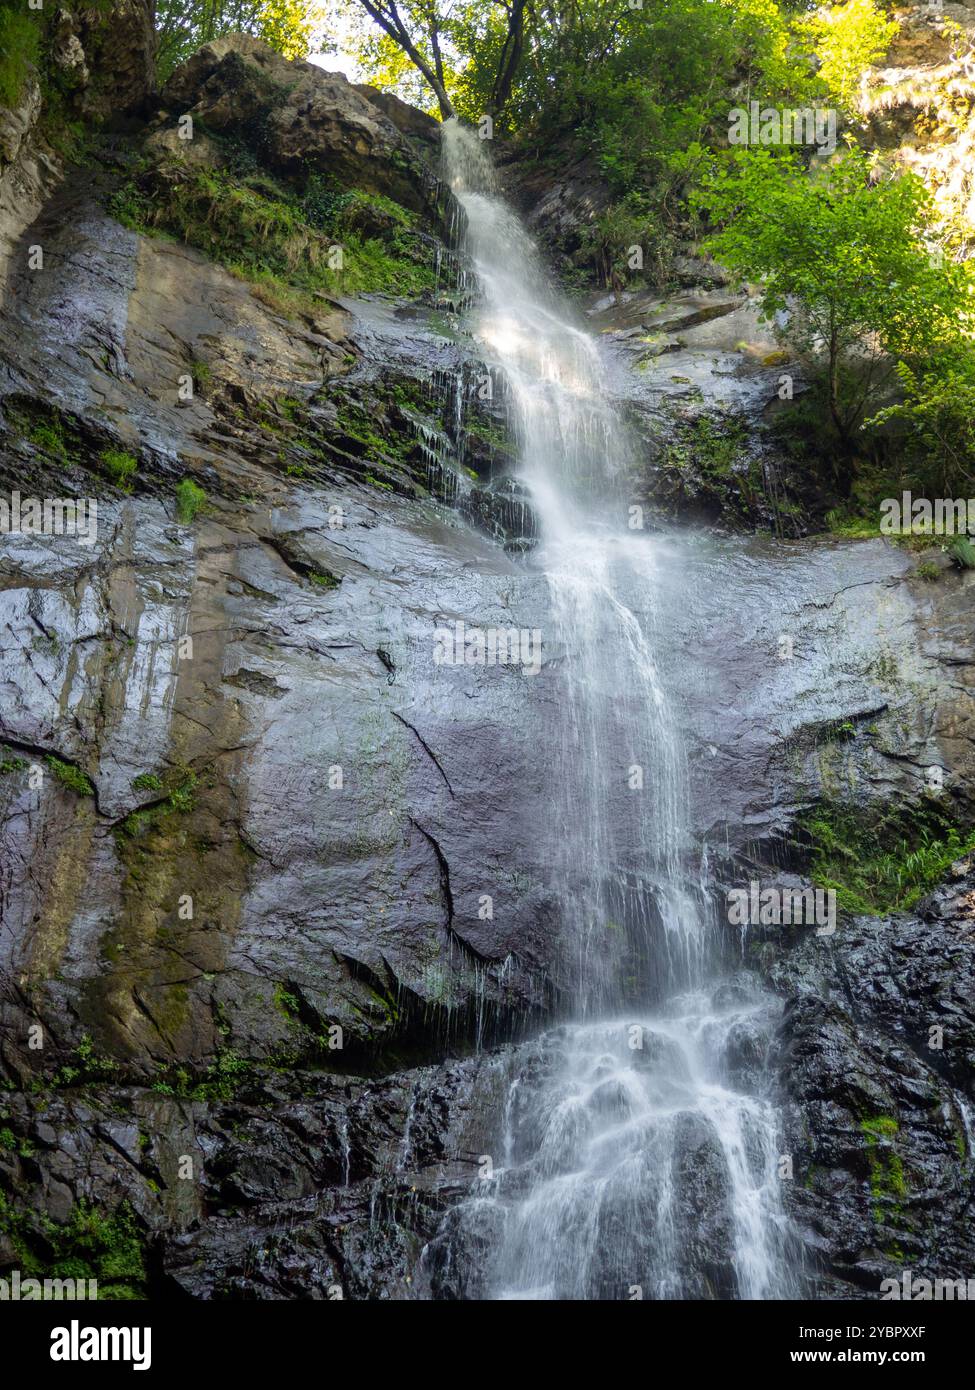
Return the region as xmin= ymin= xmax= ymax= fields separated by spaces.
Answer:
xmin=431 ymin=122 xmax=800 ymax=1300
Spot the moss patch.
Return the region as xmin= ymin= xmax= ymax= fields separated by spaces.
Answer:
xmin=45 ymin=755 xmax=95 ymax=797
xmin=797 ymin=798 xmax=975 ymax=915
xmin=861 ymin=1117 xmax=908 ymax=1224
xmin=175 ymin=478 xmax=207 ymax=524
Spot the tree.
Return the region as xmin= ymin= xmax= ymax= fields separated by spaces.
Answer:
xmin=797 ymin=0 xmax=899 ymax=112
xmin=347 ymin=0 xmax=457 ymax=117
xmin=695 ymin=148 xmax=974 ymax=475
xmin=155 ymin=1 xmax=324 ymax=79
xmin=336 ymin=0 xmax=528 ymax=121
xmin=869 ymin=348 xmax=975 ymax=493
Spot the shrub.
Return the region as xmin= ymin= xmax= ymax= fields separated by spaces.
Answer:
xmin=45 ymin=756 xmax=95 ymax=797
xmin=175 ymin=478 xmax=207 ymax=523
xmin=100 ymin=449 xmax=138 ymax=492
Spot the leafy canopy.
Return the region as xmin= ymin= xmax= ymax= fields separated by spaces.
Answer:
xmin=695 ymin=147 xmax=975 ymax=443
xmin=155 ymin=1 xmax=325 ymax=78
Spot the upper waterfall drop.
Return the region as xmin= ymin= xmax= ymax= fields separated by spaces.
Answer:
xmin=442 ymin=116 xmax=707 ymax=1005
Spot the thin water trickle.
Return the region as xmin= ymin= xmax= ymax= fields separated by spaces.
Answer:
xmin=426 ymin=121 xmax=801 ymax=1299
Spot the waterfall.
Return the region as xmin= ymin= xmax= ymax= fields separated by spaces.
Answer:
xmin=425 ymin=121 xmax=802 ymax=1301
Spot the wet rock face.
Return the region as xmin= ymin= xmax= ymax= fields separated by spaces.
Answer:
xmin=73 ymin=0 xmax=157 ymax=117
xmin=0 ymin=1 xmax=155 ymax=276
xmin=1 ymin=38 xmax=974 ymax=1299
xmin=758 ymin=864 xmax=975 ymax=1296
xmin=503 ymin=148 xmax=612 ymax=270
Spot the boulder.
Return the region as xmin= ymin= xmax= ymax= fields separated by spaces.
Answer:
xmin=161 ymin=36 xmax=439 ymax=214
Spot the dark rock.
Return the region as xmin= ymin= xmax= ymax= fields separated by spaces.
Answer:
xmin=161 ymin=37 xmax=439 ymax=217
xmin=757 ymin=871 xmax=975 ymax=1296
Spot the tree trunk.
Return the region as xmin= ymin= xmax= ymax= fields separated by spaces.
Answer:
xmin=490 ymin=0 xmax=527 ymax=116
xmin=357 ymin=0 xmax=456 ymax=119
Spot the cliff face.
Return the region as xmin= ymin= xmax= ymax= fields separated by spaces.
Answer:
xmin=0 ymin=32 xmax=974 ymax=1299
xmin=0 ymin=1 xmax=156 ymax=275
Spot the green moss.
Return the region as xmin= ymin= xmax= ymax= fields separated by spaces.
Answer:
xmin=274 ymin=984 xmax=300 ymax=1019
xmin=110 ymin=163 xmax=434 ymax=306
xmin=100 ymin=449 xmax=138 ymax=492
xmin=0 ymin=9 xmax=41 ymax=109
xmin=117 ymin=768 xmax=196 ymax=837
xmin=861 ymin=1117 xmax=908 ymax=1222
xmin=861 ymin=1116 xmax=899 ymax=1139
xmin=190 ymin=360 xmax=212 ymax=394
xmin=45 ymin=755 xmax=94 ymax=797
xmin=308 ymin=570 xmax=339 ymax=589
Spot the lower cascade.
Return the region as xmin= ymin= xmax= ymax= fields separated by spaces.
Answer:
xmin=421 ymin=122 xmax=803 ymax=1301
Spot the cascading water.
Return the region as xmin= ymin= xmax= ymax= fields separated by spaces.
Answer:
xmin=425 ymin=122 xmax=802 ymax=1300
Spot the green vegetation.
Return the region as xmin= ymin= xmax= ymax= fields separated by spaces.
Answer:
xmin=25 ymin=416 xmax=68 ymax=460
xmin=175 ymin=478 xmax=207 ymax=524
xmin=339 ymin=0 xmax=974 ymax=508
xmin=869 ymin=349 xmax=975 ymax=495
xmin=0 ymin=6 xmax=42 ymax=108
xmin=861 ymin=1117 xmax=908 ymax=1223
xmin=100 ymin=449 xmax=138 ymax=492
xmin=948 ymin=535 xmax=975 ymax=570
xmin=695 ymin=148 xmax=974 ymax=481
xmin=0 ymin=1126 xmax=34 ymax=1159
xmin=52 ymin=1034 xmax=119 ymax=1087
xmin=110 ymin=164 xmax=434 ymax=305
xmin=155 ymin=0 xmax=318 ymax=80
xmin=132 ymin=772 xmax=164 ymax=793
xmin=117 ymin=768 xmax=197 ymax=836
xmin=800 ymin=800 xmax=975 ymax=914
xmin=0 ymin=1194 xmax=147 ymax=1299
xmin=167 ymin=772 xmax=197 ymax=813
xmin=152 ymin=1049 xmax=252 ymax=1102
xmin=45 ymin=755 xmax=95 ymax=798
xmin=0 ymin=746 xmax=27 ymax=776
xmin=274 ymin=984 xmax=301 ymax=1019
xmin=190 ymin=359 xmax=212 ymax=395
